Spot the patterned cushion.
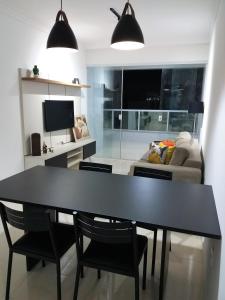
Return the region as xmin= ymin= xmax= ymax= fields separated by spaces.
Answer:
xmin=161 ymin=140 xmax=175 ymax=147
xmin=148 ymin=142 xmax=167 ymax=164
xmin=159 ymin=141 xmax=176 ymax=165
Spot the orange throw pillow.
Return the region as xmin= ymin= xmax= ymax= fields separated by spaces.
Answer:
xmin=161 ymin=140 xmax=175 ymax=147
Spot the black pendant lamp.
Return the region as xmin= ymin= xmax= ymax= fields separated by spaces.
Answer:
xmin=110 ymin=1 xmax=144 ymax=50
xmin=47 ymin=0 xmax=78 ymax=52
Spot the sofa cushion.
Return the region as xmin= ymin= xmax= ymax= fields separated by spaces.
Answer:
xmin=147 ymin=143 xmax=167 ymax=164
xmin=161 ymin=140 xmax=175 ymax=147
xmin=141 ymin=150 xmax=151 ymax=161
xmin=162 ymin=145 xmax=176 ymax=164
xmin=183 ymin=139 xmax=202 ymax=169
xmin=169 ymin=147 xmax=189 ymax=166
xmin=176 ymin=131 xmax=192 ymax=142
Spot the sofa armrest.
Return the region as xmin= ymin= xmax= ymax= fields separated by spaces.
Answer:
xmin=183 ymin=159 xmax=202 ymax=169
xmin=129 ymin=161 xmax=202 ymax=184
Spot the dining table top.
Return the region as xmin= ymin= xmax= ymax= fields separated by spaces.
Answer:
xmin=0 ymin=166 xmax=221 ymax=239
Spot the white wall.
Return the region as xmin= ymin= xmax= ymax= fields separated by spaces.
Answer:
xmin=200 ymin=0 xmax=225 ymax=299
xmin=0 ymin=8 xmax=87 ymax=181
xmin=86 ymin=44 xmax=209 ymax=66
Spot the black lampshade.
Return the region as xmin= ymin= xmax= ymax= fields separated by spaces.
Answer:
xmin=47 ymin=10 xmax=78 ymax=52
xmin=188 ymin=102 xmax=204 ymax=113
xmin=111 ymin=2 xmax=144 ymax=50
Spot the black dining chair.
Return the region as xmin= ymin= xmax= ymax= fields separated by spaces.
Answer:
xmin=56 ymin=161 xmax=112 ymax=223
xmin=133 ymin=167 xmax=172 ymax=181
xmin=133 ymin=166 xmax=172 ymax=276
xmin=79 ymin=160 xmax=113 ymax=221
xmin=79 ymin=161 xmax=113 ymax=173
xmin=79 ymin=160 xmax=114 ymax=277
xmin=73 ymin=212 xmax=148 ymax=300
xmin=0 ymin=203 xmax=75 ymax=300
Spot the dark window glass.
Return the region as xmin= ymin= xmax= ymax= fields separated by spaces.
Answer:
xmin=123 ymin=69 xmax=162 ymax=109
xmin=103 ymin=70 xmax=122 ymax=109
xmin=160 ymin=68 xmax=204 ymax=110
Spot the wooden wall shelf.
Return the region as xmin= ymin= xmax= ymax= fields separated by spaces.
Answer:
xmin=21 ymin=77 xmax=91 ymax=88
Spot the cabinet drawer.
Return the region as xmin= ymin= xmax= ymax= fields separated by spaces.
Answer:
xmin=83 ymin=141 xmax=96 ymax=160
xmin=45 ymin=153 xmax=67 ymax=168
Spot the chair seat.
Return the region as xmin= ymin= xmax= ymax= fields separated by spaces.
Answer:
xmin=13 ymin=222 xmax=75 ymax=260
xmin=82 ymin=234 xmax=148 ymax=275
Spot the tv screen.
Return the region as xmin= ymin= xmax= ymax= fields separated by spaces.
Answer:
xmin=44 ymin=100 xmax=74 ymax=132
xmin=123 ymin=69 xmax=162 ymax=109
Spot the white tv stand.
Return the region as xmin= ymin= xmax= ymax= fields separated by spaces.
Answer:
xmin=25 ymin=138 xmax=96 ymax=170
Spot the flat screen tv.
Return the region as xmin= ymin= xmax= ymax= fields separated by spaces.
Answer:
xmin=44 ymin=100 xmax=74 ymax=132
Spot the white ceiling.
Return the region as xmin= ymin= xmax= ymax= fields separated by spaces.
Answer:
xmin=2 ymin=0 xmax=220 ymax=49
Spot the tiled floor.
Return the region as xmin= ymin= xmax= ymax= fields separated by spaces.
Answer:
xmin=0 ymin=159 xmax=205 ymax=300
xmin=0 ymin=227 xmax=204 ymax=300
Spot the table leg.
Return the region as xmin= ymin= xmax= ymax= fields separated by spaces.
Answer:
xmin=159 ymin=230 xmax=171 ymax=300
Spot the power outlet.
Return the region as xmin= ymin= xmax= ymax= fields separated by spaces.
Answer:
xmin=158 ymin=115 xmax=162 ymax=122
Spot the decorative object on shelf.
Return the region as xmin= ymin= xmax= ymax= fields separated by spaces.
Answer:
xmin=31 ymin=133 xmax=41 ymax=156
xmin=32 ymin=65 xmax=39 ymax=78
xmin=72 ymin=78 xmax=80 ymax=84
xmin=110 ymin=1 xmax=144 ymax=50
xmin=26 ymin=69 xmax=32 ymax=77
xmin=72 ymin=115 xmax=90 ymax=141
xmin=47 ymin=0 xmax=78 ymax=52
xmin=42 ymin=142 xmax=48 ymax=154
xmin=49 ymin=147 xmax=54 ymax=153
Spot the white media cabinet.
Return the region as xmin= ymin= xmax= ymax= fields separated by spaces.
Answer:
xmin=19 ymin=69 xmax=95 ymax=171
xmin=25 ymin=138 xmax=96 ymax=170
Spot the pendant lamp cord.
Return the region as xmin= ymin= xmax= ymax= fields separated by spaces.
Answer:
xmin=60 ymin=0 xmax=62 ymax=11
xmin=127 ymin=0 xmax=130 ymax=13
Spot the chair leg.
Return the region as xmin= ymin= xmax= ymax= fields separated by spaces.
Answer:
xmin=73 ymin=264 xmax=81 ymax=300
xmin=56 ymin=210 xmax=59 ymax=223
xmin=56 ymin=262 xmax=61 ymax=300
xmin=6 ymin=251 xmax=13 ymax=300
xmin=169 ymin=239 xmax=172 ymax=252
xmin=142 ymin=247 xmax=147 ymax=290
xmin=80 ymin=236 xmax=84 ymax=278
xmin=151 ymin=229 xmax=157 ymax=276
xmin=97 ymin=269 xmax=101 ymax=279
xmin=134 ymin=271 xmax=139 ymax=300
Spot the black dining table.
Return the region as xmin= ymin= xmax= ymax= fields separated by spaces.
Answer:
xmin=0 ymin=166 xmax=221 ymax=300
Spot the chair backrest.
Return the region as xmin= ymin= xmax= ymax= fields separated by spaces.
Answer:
xmin=0 ymin=203 xmax=26 ymax=231
xmin=73 ymin=212 xmax=138 ymax=265
xmin=79 ymin=161 xmax=112 ymax=173
xmin=133 ymin=167 xmax=172 ymax=181
xmin=73 ymin=212 xmax=135 ymax=244
xmin=0 ymin=203 xmax=56 ymax=253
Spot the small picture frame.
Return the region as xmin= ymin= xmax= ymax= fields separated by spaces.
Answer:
xmin=72 ymin=115 xmax=90 ymax=141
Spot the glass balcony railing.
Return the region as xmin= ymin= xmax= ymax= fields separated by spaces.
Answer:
xmin=140 ymin=111 xmax=168 ymax=131
xmin=104 ymin=109 xmax=200 ymax=134
xmin=168 ymin=112 xmax=195 ymax=132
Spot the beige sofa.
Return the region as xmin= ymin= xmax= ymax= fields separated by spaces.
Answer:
xmin=129 ymin=132 xmax=202 ymax=184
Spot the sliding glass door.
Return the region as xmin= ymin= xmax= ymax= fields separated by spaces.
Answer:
xmin=87 ymin=66 xmax=204 ymax=160
xmin=87 ymin=67 xmax=122 ymax=159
